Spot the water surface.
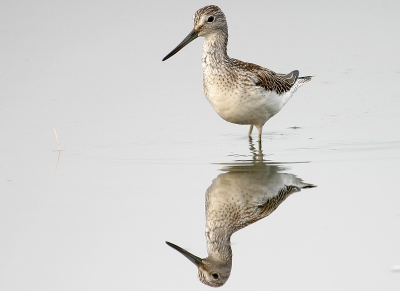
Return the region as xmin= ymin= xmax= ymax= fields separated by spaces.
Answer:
xmin=1 ymin=0 xmax=399 ymax=290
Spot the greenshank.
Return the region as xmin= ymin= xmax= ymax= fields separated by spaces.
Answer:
xmin=163 ymin=5 xmax=312 ymax=142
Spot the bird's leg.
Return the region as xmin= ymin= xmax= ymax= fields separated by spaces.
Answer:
xmin=256 ymin=125 xmax=263 ymax=143
xmin=248 ymin=125 xmax=254 ymax=136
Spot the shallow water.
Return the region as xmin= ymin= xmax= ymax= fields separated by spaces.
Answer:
xmin=1 ymin=0 xmax=400 ymax=290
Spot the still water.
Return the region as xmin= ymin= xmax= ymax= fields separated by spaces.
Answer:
xmin=166 ymin=145 xmax=316 ymax=287
xmin=1 ymin=0 xmax=399 ymax=290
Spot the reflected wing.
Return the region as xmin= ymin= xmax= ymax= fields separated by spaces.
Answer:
xmin=257 ymin=185 xmax=301 ymax=217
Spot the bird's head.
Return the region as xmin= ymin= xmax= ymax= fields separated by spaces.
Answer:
xmin=166 ymin=241 xmax=231 ymax=287
xmin=193 ymin=5 xmax=227 ymax=37
xmin=162 ymin=5 xmax=227 ymax=61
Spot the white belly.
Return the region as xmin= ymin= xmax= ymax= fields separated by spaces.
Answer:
xmin=204 ymin=82 xmax=292 ymax=126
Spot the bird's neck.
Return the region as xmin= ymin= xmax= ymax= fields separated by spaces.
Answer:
xmin=205 ymin=226 xmax=233 ymax=263
xmin=202 ymin=31 xmax=229 ymax=66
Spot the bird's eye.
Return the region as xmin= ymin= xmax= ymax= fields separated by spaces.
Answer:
xmin=212 ymin=273 xmax=219 ymax=279
xmin=207 ymin=16 xmax=214 ymax=22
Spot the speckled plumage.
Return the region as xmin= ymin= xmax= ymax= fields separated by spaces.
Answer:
xmin=163 ymin=5 xmax=312 ymax=141
xmin=166 ymin=161 xmax=315 ymax=287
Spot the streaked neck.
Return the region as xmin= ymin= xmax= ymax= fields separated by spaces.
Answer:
xmin=202 ymin=31 xmax=229 ymax=66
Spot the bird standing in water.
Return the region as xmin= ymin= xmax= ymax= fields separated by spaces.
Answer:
xmin=162 ymin=5 xmax=312 ymax=143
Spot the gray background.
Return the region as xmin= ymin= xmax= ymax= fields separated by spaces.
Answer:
xmin=1 ymin=0 xmax=399 ymax=290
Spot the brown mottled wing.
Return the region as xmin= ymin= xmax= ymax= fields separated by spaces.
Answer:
xmin=280 ymin=70 xmax=299 ymax=85
xmin=231 ymin=59 xmax=298 ymax=94
xmin=254 ymin=69 xmax=297 ymax=94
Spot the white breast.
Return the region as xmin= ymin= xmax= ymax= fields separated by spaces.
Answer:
xmin=203 ymin=69 xmax=290 ymax=126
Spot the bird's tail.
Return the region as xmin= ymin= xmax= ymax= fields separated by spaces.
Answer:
xmin=291 ymin=75 xmax=314 ymax=93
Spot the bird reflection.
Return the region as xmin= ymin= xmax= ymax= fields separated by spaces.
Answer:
xmin=166 ymin=139 xmax=315 ymax=287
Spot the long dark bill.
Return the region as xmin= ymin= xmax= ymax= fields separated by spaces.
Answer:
xmin=162 ymin=29 xmax=199 ymax=61
xmin=165 ymin=241 xmax=203 ymax=267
